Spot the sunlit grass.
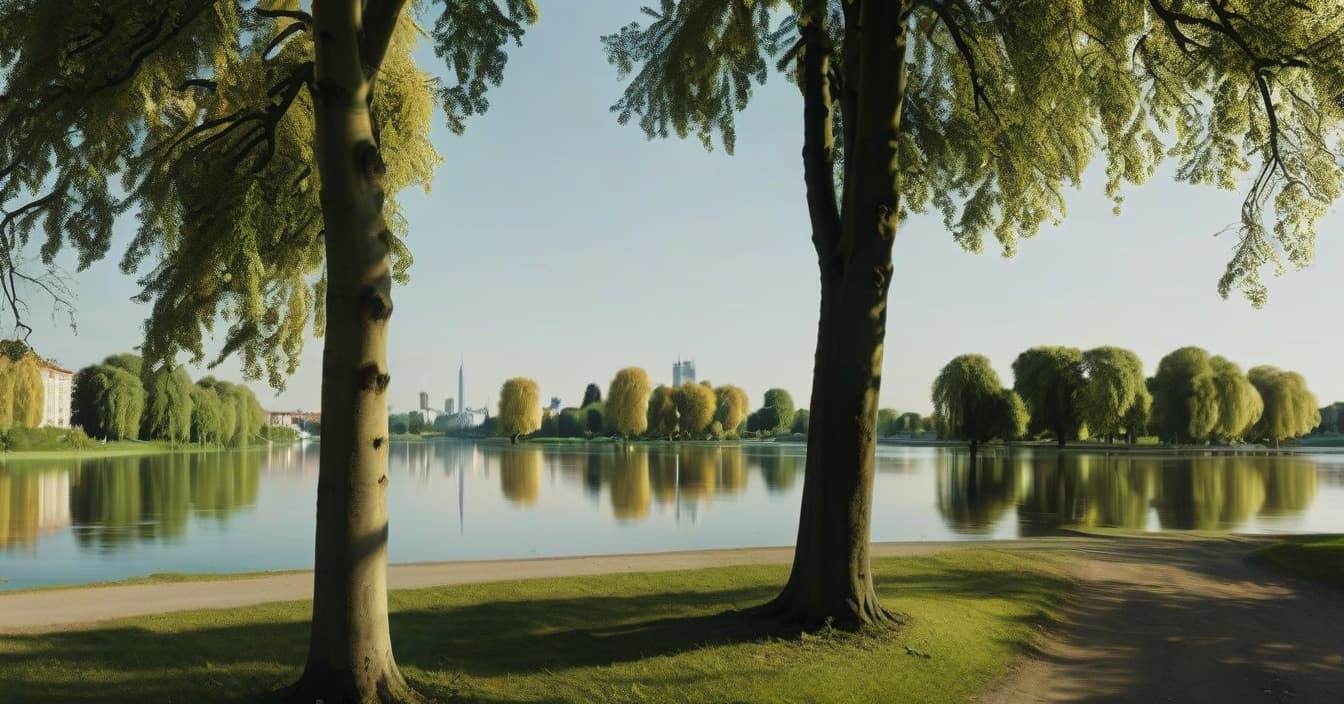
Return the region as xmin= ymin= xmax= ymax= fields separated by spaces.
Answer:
xmin=0 ymin=549 xmax=1072 ymax=703
xmin=1249 ymin=534 xmax=1344 ymax=588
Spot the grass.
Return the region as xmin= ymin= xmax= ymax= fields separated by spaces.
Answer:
xmin=0 ymin=441 xmax=251 ymax=463
xmin=1248 ymin=535 xmax=1344 ymax=588
xmin=0 ymin=549 xmax=1071 ymax=703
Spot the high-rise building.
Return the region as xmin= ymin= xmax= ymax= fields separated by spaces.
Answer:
xmin=446 ymin=398 xmax=455 ymax=414
xmin=458 ymin=363 xmax=465 ymax=413
xmin=672 ymin=358 xmax=696 ymax=387
xmin=419 ymin=391 xmax=429 ymax=411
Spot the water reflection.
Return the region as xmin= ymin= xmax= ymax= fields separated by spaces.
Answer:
xmin=935 ymin=450 xmax=1321 ymax=535
xmin=0 ymin=442 xmax=1340 ymax=589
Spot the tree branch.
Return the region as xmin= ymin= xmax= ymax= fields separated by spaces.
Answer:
xmin=361 ymin=0 xmax=409 ymax=78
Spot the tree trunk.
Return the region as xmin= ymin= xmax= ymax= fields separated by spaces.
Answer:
xmin=758 ymin=1 xmax=907 ymax=631
xmin=288 ymin=2 xmax=416 ymax=702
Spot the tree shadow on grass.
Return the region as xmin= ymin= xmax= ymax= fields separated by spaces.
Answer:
xmin=0 ymin=563 xmax=1067 ymax=703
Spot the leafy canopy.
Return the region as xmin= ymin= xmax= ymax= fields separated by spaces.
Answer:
xmin=605 ymin=1 xmax=1344 ymax=305
xmin=0 ymin=1 xmax=537 ymax=383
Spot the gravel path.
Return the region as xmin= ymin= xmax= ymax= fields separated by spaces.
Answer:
xmin=984 ymin=534 xmax=1344 ymax=704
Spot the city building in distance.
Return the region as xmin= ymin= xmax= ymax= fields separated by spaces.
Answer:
xmin=673 ymin=358 xmax=697 ymax=387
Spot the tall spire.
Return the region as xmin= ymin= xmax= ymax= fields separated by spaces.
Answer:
xmin=458 ymin=358 xmax=465 ymax=414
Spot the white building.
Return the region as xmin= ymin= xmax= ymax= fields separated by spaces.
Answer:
xmin=39 ymin=363 xmax=73 ymax=428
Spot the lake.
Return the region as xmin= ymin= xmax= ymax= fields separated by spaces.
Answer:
xmin=1 ymin=440 xmax=1342 ymax=590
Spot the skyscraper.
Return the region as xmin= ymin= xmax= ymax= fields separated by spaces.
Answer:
xmin=458 ymin=362 xmax=465 ymax=413
xmin=673 ymin=358 xmax=696 ymax=387
xmin=418 ymin=391 xmax=429 ymax=411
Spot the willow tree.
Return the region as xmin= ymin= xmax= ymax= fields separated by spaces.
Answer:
xmin=1012 ymin=346 xmax=1086 ymax=446
xmin=647 ymin=383 xmax=679 ymax=439
xmin=1248 ymin=366 xmax=1320 ymax=446
xmin=713 ymin=383 xmax=750 ymax=433
xmin=0 ymin=352 xmax=42 ymax=428
xmin=606 ymin=0 xmax=1344 ymax=628
xmin=1 ymin=2 xmax=536 ymax=700
xmin=1081 ymin=347 xmax=1146 ymax=442
xmin=144 ymin=366 xmax=195 ymax=442
xmin=498 ymin=377 xmax=542 ymax=443
xmin=674 ymin=381 xmax=717 ymax=438
xmin=607 ymin=366 xmax=653 ymax=439
xmin=1150 ymin=347 xmax=1220 ymax=443
xmin=72 ymin=363 xmax=145 ymax=440
xmin=1209 ymin=356 xmax=1262 ymax=443
xmin=932 ymin=354 xmax=1026 ymax=463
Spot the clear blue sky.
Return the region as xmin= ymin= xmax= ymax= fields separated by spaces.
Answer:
xmin=19 ymin=1 xmax=1344 ymax=416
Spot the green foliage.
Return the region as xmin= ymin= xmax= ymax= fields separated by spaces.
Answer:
xmin=790 ymin=409 xmax=810 ymax=435
xmin=143 ymin=367 xmax=194 ymax=443
xmin=897 ymin=412 xmax=923 ymax=435
xmin=72 ymin=363 xmax=145 ymax=440
xmin=1150 ymin=347 xmax=1219 ymax=443
xmin=1316 ymin=403 xmax=1344 ymax=434
xmin=1209 ymin=356 xmax=1263 ymax=442
xmin=1122 ymin=387 xmax=1153 ymax=443
xmin=557 ymin=408 xmax=587 ymax=438
xmin=1249 ymin=535 xmax=1344 ymax=589
xmin=258 ymin=424 xmax=299 ymax=444
xmin=1012 ymin=347 xmax=1086 ymax=444
xmin=607 ymin=367 xmax=653 ymax=438
xmin=389 ymin=413 xmax=410 ymax=435
xmin=1248 ymin=366 xmax=1320 ymax=444
xmin=188 ymin=384 xmax=225 ymax=445
xmin=877 ymin=409 xmax=900 ymax=437
xmin=604 ymin=1 xmax=1344 ymax=307
xmin=1080 ymin=347 xmax=1146 ymax=441
xmin=646 ymin=385 xmax=679 ymax=439
xmin=0 ymin=352 xmax=43 ymax=429
xmin=193 ymin=376 xmax=262 ymax=447
xmin=582 ymin=402 xmax=605 ymax=435
xmin=754 ymin=388 xmax=795 ymax=434
xmin=0 ymin=426 xmax=93 ymax=452
xmin=498 ymin=377 xmax=542 ymax=440
xmin=712 ymin=384 xmax=749 ymax=433
xmin=932 ymin=355 xmax=1024 ymax=447
xmin=408 ymin=411 xmax=426 ymax=435
xmin=674 ymin=382 xmax=717 ymax=438
xmin=582 ymin=383 xmax=602 ymax=407
xmin=0 ymin=2 xmax=538 ymax=386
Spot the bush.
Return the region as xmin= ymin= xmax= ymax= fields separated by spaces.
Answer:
xmin=258 ymin=425 xmax=300 ymax=443
xmin=0 ymin=426 xmax=94 ymax=452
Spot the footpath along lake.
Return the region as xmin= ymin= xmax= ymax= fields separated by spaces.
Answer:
xmin=1 ymin=440 xmax=1341 ymax=589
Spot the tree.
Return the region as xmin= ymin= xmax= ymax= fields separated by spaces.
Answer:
xmin=1012 ymin=347 xmax=1086 ymax=447
xmin=73 ymin=363 xmax=145 ymax=440
xmin=189 ymin=384 xmax=225 ymax=445
xmin=407 ymin=410 xmax=425 ymax=435
xmin=757 ymin=388 xmax=796 ymax=434
xmin=713 ymin=384 xmax=750 ymax=434
xmin=143 ymin=366 xmax=194 ymax=443
xmin=1150 ymin=347 xmax=1233 ymax=444
xmin=1123 ymin=387 xmax=1153 ymax=444
xmin=607 ymin=367 xmax=653 ymax=439
xmin=582 ymin=383 xmax=603 ymax=407
xmin=896 ymin=412 xmax=922 ymax=435
xmin=646 ymin=384 xmax=679 ymax=439
xmin=1209 ymin=356 xmax=1263 ymax=443
xmin=674 ymin=382 xmax=717 ymax=439
xmin=876 ymin=408 xmax=900 ymax=437
xmin=791 ymin=409 xmax=810 ymax=435
xmin=1081 ymin=347 xmax=1146 ymax=442
xmin=1248 ymin=366 xmax=1320 ymax=446
xmin=606 ymin=0 xmax=1344 ymax=631
xmin=2 ymin=2 xmax=537 ymax=698
xmin=582 ymin=402 xmax=605 ymax=435
xmin=933 ymin=355 xmax=1026 ymax=462
xmin=498 ymin=377 xmax=542 ymax=443
xmin=558 ymin=408 xmax=587 ymax=438
xmin=389 ymin=413 xmax=410 ymax=436
xmin=0 ymin=351 xmax=43 ymax=429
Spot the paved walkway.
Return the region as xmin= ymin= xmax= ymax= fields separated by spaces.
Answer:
xmin=0 ymin=539 xmax=1074 ymax=633
xmin=983 ymin=534 xmax=1344 ymax=703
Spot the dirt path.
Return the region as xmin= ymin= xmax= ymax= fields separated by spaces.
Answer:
xmin=984 ymin=534 xmax=1344 ymax=704
xmin=0 ymin=539 xmax=1081 ymax=634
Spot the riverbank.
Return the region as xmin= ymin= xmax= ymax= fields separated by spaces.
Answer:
xmin=0 ymin=440 xmax=298 ymax=463
xmin=0 ymin=544 xmax=1073 ymax=703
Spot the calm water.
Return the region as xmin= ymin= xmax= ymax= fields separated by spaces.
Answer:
xmin=1 ymin=441 xmax=1342 ymax=590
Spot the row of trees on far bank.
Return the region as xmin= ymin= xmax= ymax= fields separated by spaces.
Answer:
xmin=491 ymin=369 xmax=805 ymax=442
xmin=72 ymin=354 xmax=265 ymax=446
xmin=932 ymin=346 xmax=1320 ymax=452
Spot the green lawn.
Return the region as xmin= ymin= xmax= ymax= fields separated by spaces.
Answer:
xmin=1248 ymin=535 xmax=1344 ymax=588
xmin=0 ymin=549 xmax=1072 ymax=703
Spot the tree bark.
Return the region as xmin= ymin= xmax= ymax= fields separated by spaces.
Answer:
xmin=759 ymin=1 xmax=908 ymax=631
xmin=288 ymin=1 xmax=417 ymax=702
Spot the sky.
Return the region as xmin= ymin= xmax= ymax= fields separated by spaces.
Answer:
xmin=12 ymin=1 xmax=1344 ymax=417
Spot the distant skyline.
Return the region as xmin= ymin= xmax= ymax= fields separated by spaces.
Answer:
xmin=11 ymin=1 xmax=1344 ymax=417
